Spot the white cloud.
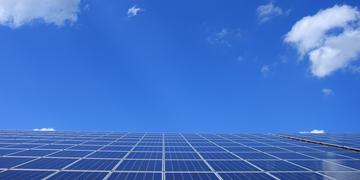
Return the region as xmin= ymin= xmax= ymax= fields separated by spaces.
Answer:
xmin=322 ymin=88 xmax=334 ymax=96
xmin=256 ymin=2 xmax=284 ymax=23
xmin=33 ymin=128 xmax=56 ymax=132
xmin=0 ymin=0 xmax=81 ymax=28
xmin=207 ymin=28 xmax=242 ymax=47
xmin=127 ymin=5 xmax=142 ymax=17
xmin=285 ymin=5 xmax=360 ymax=78
xmin=261 ymin=65 xmax=270 ymax=76
xmin=349 ymin=65 xmax=360 ymax=73
xmin=300 ymin=129 xmax=325 ymax=134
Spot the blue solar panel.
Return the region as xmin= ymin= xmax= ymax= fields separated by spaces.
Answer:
xmin=250 ymin=160 xmax=308 ymax=171
xmin=116 ymin=160 xmax=162 ymax=171
xmin=88 ymin=151 xmax=127 ymax=159
xmin=166 ymin=152 xmax=201 ymax=159
xmin=66 ymin=159 xmax=119 ymax=170
xmin=200 ymin=153 xmax=239 ymax=160
xmin=271 ymin=172 xmax=328 ymax=180
xmin=0 ymin=157 xmax=34 ymax=168
xmin=303 ymin=152 xmax=352 ymax=159
xmin=322 ymin=172 xmax=360 ymax=180
xmin=269 ymin=152 xmax=314 ymax=159
xmin=0 ymin=149 xmax=20 ymax=156
xmin=101 ymin=146 xmax=132 ymax=151
xmin=11 ymin=150 xmax=58 ymax=157
xmin=35 ymin=144 xmax=73 ymax=150
xmin=17 ymin=158 xmax=77 ymax=169
xmin=0 ymin=170 xmax=54 ymax=180
xmin=127 ymin=152 xmax=162 ymax=159
xmin=207 ymin=160 xmax=260 ymax=171
xmin=108 ymin=172 xmax=162 ymax=180
xmin=166 ymin=173 xmax=218 ymax=180
xmin=133 ymin=146 xmax=162 ymax=152
xmin=219 ymin=172 xmax=275 ymax=180
xmin=235 ymin=152 xmax=276 ymax=159
xmin=289 ymin=160 xmax=355 ymax=171
xmin=0 ymin=130 xmax=359 ymax=179
xmin=49 ymin=150 xmax=92 ymax=158
xmin=165 ymin=160 xmax=211 ymax=171
xmin=327 ymin=160 xmax=360 ymax=170
xmin=48 ymin=171 xmax=108 ymax=180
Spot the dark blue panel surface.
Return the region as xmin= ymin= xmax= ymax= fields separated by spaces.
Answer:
xmin=48 ymin=171 xmax=107 ymax=180
xmin=235 ymin=152 xmax=276 ymax=160
xmin=250 ymin=160 xmax=308 ymax=171
xmin=108 ymin=172 xmax=162 ymax=180
xmin=116 ymin=160 xmax=162 ymax=171
xmin=49 ymin=150 xmax=92 ymax=158
xmin=271 ymin=172 xmax=328 ymax=180
xmin=200 ymin=153 xmax=239 ymax=160
xmin=127 ymin=152 xmax=162 ymax=159
xmin=10 ymin=150 xmax=57 ymax=157
xmin=66 ymin=159 xmax=119 ymax=170
xmin=208 ymin=160 xmax=260 ymax=171
xmin=166 ymin=153 xmax=200 ymax=159
xmin=219 ymin=172 xmax=276 ymax=180
xmin=0 ymin=157 xmax=34 ymax=168
xmin=0 ymin=170 xmax=54 ymax=180
xmin=165 ymin=160 xmax=211 ymax=171
xmin=290 ymin=160 xmax=355 ymax=171
xmin=18 ymin=158 xmax=76 ymax=169
xmin=88 ymin=151 xmax=127 ymax=159
xmin=166 ymin=173 xmax=218 ymax=180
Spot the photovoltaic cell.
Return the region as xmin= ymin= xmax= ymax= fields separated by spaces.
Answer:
xmin=49 ymin=150 xmax=92 ymax=158
xmin=290 ymin=160 xmax=356 ymax=171
xmin=235 ymin=152 xmax=276 ymax=160
xmin=0 ymin=149 xmax=20 ymax=156
xmin=10 ymin=150 xmax=57 ymax=157
xmin=108 ymin=172 xmax=162 ymax=180
xmin=88 ymin=151 xmax=127 ymax=159
xmin=321 ymin=172 xmax=360 ymax=180
xmin=200 ymin=153 xmax=239 ymax=160
xmin=219 ymin=172 xmax=275 ymax=180
xmin=0 ymin=157 xmax=34 ymax=168
xmin=116 ymin=160 xmax=162 ymax=171
xmin=66 ymin=159 xmax=119 ymax=170
xmin=48 ymin=171 xmax=108 ymax=180
xmin=208 ymin=160 xmax=260 ymax=171
xmin=126 ymin=152 xmax=162 ymax=159
xmin=249 ymin=160 xmax=308 ymax=171
xmin=166 ymin=173 xmax=218 ymax=180
xmin=165 ymin=153 xmax=201 ymax=159
xmin=17 ymin=158 xmax=77 ymax=169
xmin=271 ymin=172 xmax=328 ymax=180
xmin=165 ymin=160 xmax=211 ymax=171
xmin=0 ymin=170 xmax=54 ymax=180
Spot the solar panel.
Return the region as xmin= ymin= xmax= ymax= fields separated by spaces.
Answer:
xmin=0 ymin=130 xmax=359 ymax=180
xmin=0 ymin=170 xmax=54 ymax=180
xmin=48 ymin=171 xmax=108 ymax=180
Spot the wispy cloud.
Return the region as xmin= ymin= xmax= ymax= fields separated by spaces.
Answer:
xmin=322 ymin=88 xmax=334 ymax=97
xmin=33 ymin=128 xmax=56 ymax=132
xmin=260 ymin=65 xmax=271 ymax=77
xmin=127 ymin=5 xmax=142 ymax=17
xmin=207 ymin=28 xmax=241 ymax=47
xmin=300 ymin=129 xmax=325 ymax=134
xmin=0 ymin=0 xmax=81 ymax=28
xmin=285 ymin=5 xmax=360 ymax=78
xmin=256 ymin=2 xmax=287 ymax=23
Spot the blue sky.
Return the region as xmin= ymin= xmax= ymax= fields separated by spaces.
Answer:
xmin=0 ymin=0 xmax=359 ymax=133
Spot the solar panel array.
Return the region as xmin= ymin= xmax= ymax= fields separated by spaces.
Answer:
xmin=0 ymin=130 xmax=359 ymax=180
